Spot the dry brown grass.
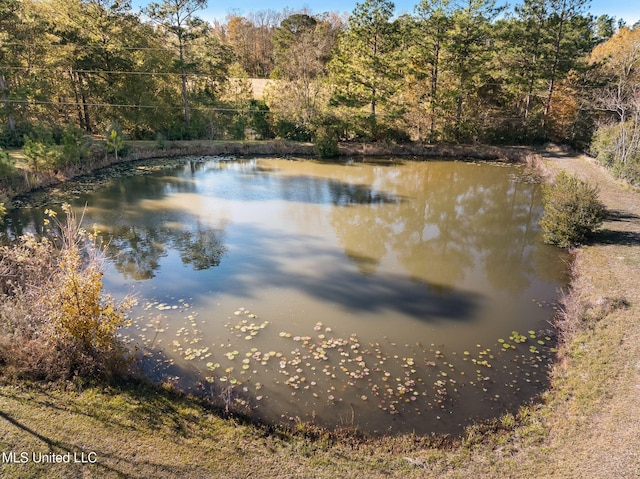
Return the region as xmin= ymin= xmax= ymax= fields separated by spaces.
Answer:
xmin=529 ymin=151 xmax=640 ymax=478
xmin=0 ymin=208 xmax=132 ymax=382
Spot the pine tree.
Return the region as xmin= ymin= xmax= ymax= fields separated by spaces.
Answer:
xmin=329 ymin=0 xmax=403 ymax=139
xmin=145 ymin=0 xmax=208 ymax=129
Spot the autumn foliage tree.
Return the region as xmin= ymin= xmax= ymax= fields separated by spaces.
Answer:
xmin=0 ymin=0 xmax=627 ymax=149
xmin=590 ymin=25 xmax=640 ymax=183
xmin=266 ymin=13 xmax=341 ymax=139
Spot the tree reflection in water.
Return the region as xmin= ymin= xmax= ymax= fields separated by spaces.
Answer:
xmin=1 ymin=157 xmax=570 ymax=434
xmin=105 ymin=220 xmax=226 ymax=280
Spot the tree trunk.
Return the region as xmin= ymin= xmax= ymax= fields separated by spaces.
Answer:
xmin=523 ymin=11 xmax=544 ymax=120
xmin=370 ymin=32 xmax=378 ymax=137
xmin=178 ymin=36 xmax=191 ymax=129
xmin=70 ymin=70 xmax=85 ymax=130
xmin=82 ymin=89 xmax=92 ymax=134
xmin=544 ymin=5 xmax=566 ymax=117
xmin=524 ymin=44 xmax=540 ymax=119
xmin=0 ymin=74 xmax=15 ymax=131
xmin=430 ymin=41 xmax=440 ymax=139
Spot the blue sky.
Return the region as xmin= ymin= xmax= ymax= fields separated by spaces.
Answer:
xmin=134 ymin=0 xmax=639 ymax=27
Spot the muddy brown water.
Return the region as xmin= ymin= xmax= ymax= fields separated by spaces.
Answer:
xmin=3 ymin=156 xmax=569 ymax=435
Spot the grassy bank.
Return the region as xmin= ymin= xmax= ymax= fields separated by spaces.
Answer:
xmin=1 ymin=148 xmax=639 ymax=478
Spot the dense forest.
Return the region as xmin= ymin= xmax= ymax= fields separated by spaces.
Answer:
xmin=0 ymin=0 xmax=639 ymax=182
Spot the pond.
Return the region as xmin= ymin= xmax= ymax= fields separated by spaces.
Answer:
xmin=4 ymin=156 xmax=568 ymax=435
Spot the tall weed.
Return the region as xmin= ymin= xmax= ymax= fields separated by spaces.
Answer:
xmin=0 ymin=206 xmax=132 ymax=382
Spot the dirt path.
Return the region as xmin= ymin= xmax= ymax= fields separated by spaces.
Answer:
xmin=544 ymin=151 xmax=640 ymax=235
xmin=537 ymin=151 xmax=640 ymax=478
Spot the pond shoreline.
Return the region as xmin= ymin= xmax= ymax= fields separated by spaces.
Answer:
xmin=3 ymin=145 xmax=636 ymax=477
xmin=2 ymin=140 xmax=543 ymax=209
xmin=5 ymin=152 xmax=562 ymax=437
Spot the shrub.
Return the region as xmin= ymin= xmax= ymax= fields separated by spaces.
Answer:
xmin=273 ymin=119 xmax=312 ymax=141
xmin=540 ymin=171 xmax=606 ymax=248
xmin=0 ymin=122 xmax=30 ymax=148
xmin=247 ymin=100 xmax=272 ymax=139
xmin=105 ymin=122 xmax=129 ymax=161
xmin=155 ymin=132 xmax=170 ymax=150
xmin=376 ymin=125 xmax=411 ymax=144
xmin=314 ymin=127 xmax=339 ymax=158
xmin=0 ymin=205 xmax=132 ymax=381
xmin=0 ymin=148 xmax=15 ymax=180
xmin=228 ymin=113 xmax=247 ymax=140
xmin=23 ymin=135 xmax=62 ymax=172
xmin=61 ymin=123 xmax=91 ymax=167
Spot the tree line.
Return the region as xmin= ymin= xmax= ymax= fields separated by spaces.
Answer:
xmin=0 ymin=0 xmax=639 ymax=181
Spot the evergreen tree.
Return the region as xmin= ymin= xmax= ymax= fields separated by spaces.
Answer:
xmin=329 ymin=0 xmax=403 ymax=138
xmin=0 ymin=0 xmax=20 ymax=134
xmin=0 ymin=0 xmax=51 ymax=141
xmin=512 ymin=0 xmax=550 ymax=120
xmin=447 ymin=0 xmax=504 ymax=140
xmin=543 ymin=0 xmax=591 ymax=117
xmin=411 ymin=0 xmax=455 ymax=140
xmin=145 ymin=0 xmax=208 ymax=129
xmin=48 ymin=0 xmax=144 ymax=134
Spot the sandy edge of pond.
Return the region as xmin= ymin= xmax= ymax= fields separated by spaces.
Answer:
xmin=0 ymin=145 xmax=639 ymax=478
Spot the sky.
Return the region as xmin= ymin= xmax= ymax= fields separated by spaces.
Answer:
xmin=133 ymin=0 xmax=640 ymax=27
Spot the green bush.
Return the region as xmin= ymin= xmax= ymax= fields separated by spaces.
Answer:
xmin=540 ymin=171 xmax=606 ymax=248
xmin=247 ymin=100 xmax=272 ymax=139
xmin=23 ymin=137 xmax=62 ymax=172
xmin=22 ymin=126 xmax=65 ymax=172
xmin=228 ymin=113 xmax=247 ymax=140
xmin=273 ymin=119 xmax=312 ymax=141
xmin=105 ymin=123 xmax=129 ymax=160
xmin=155 ymin=132 xmax=169 ymax=150
xmin=0 ymin=123 xmax=29 ymax=148
xmin=314 ymin=127 xmax=339 ymax=158
xmin=0 ymin=148 xmax=15 ymax=180
xmin=61 ymin=123 xmax=91 ymax=166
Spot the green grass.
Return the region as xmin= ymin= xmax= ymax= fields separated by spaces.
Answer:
xmin=0 ymin=379 xmax=467 ymax=478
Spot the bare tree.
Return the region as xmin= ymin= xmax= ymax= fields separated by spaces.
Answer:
xmin=592 ymin=27 xmax=640 ymax=171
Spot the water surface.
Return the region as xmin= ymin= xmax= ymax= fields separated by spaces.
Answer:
xmin=4 ymin=157 xmax=567 ymax=435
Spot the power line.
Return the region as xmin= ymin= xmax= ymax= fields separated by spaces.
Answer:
xmin=0 ymin=66 xmax=227 ymax=78
xmin=0 ymin=42 xmax=171 ymax=52
xmin=2 ymin=99 xmax=270 ymax=113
